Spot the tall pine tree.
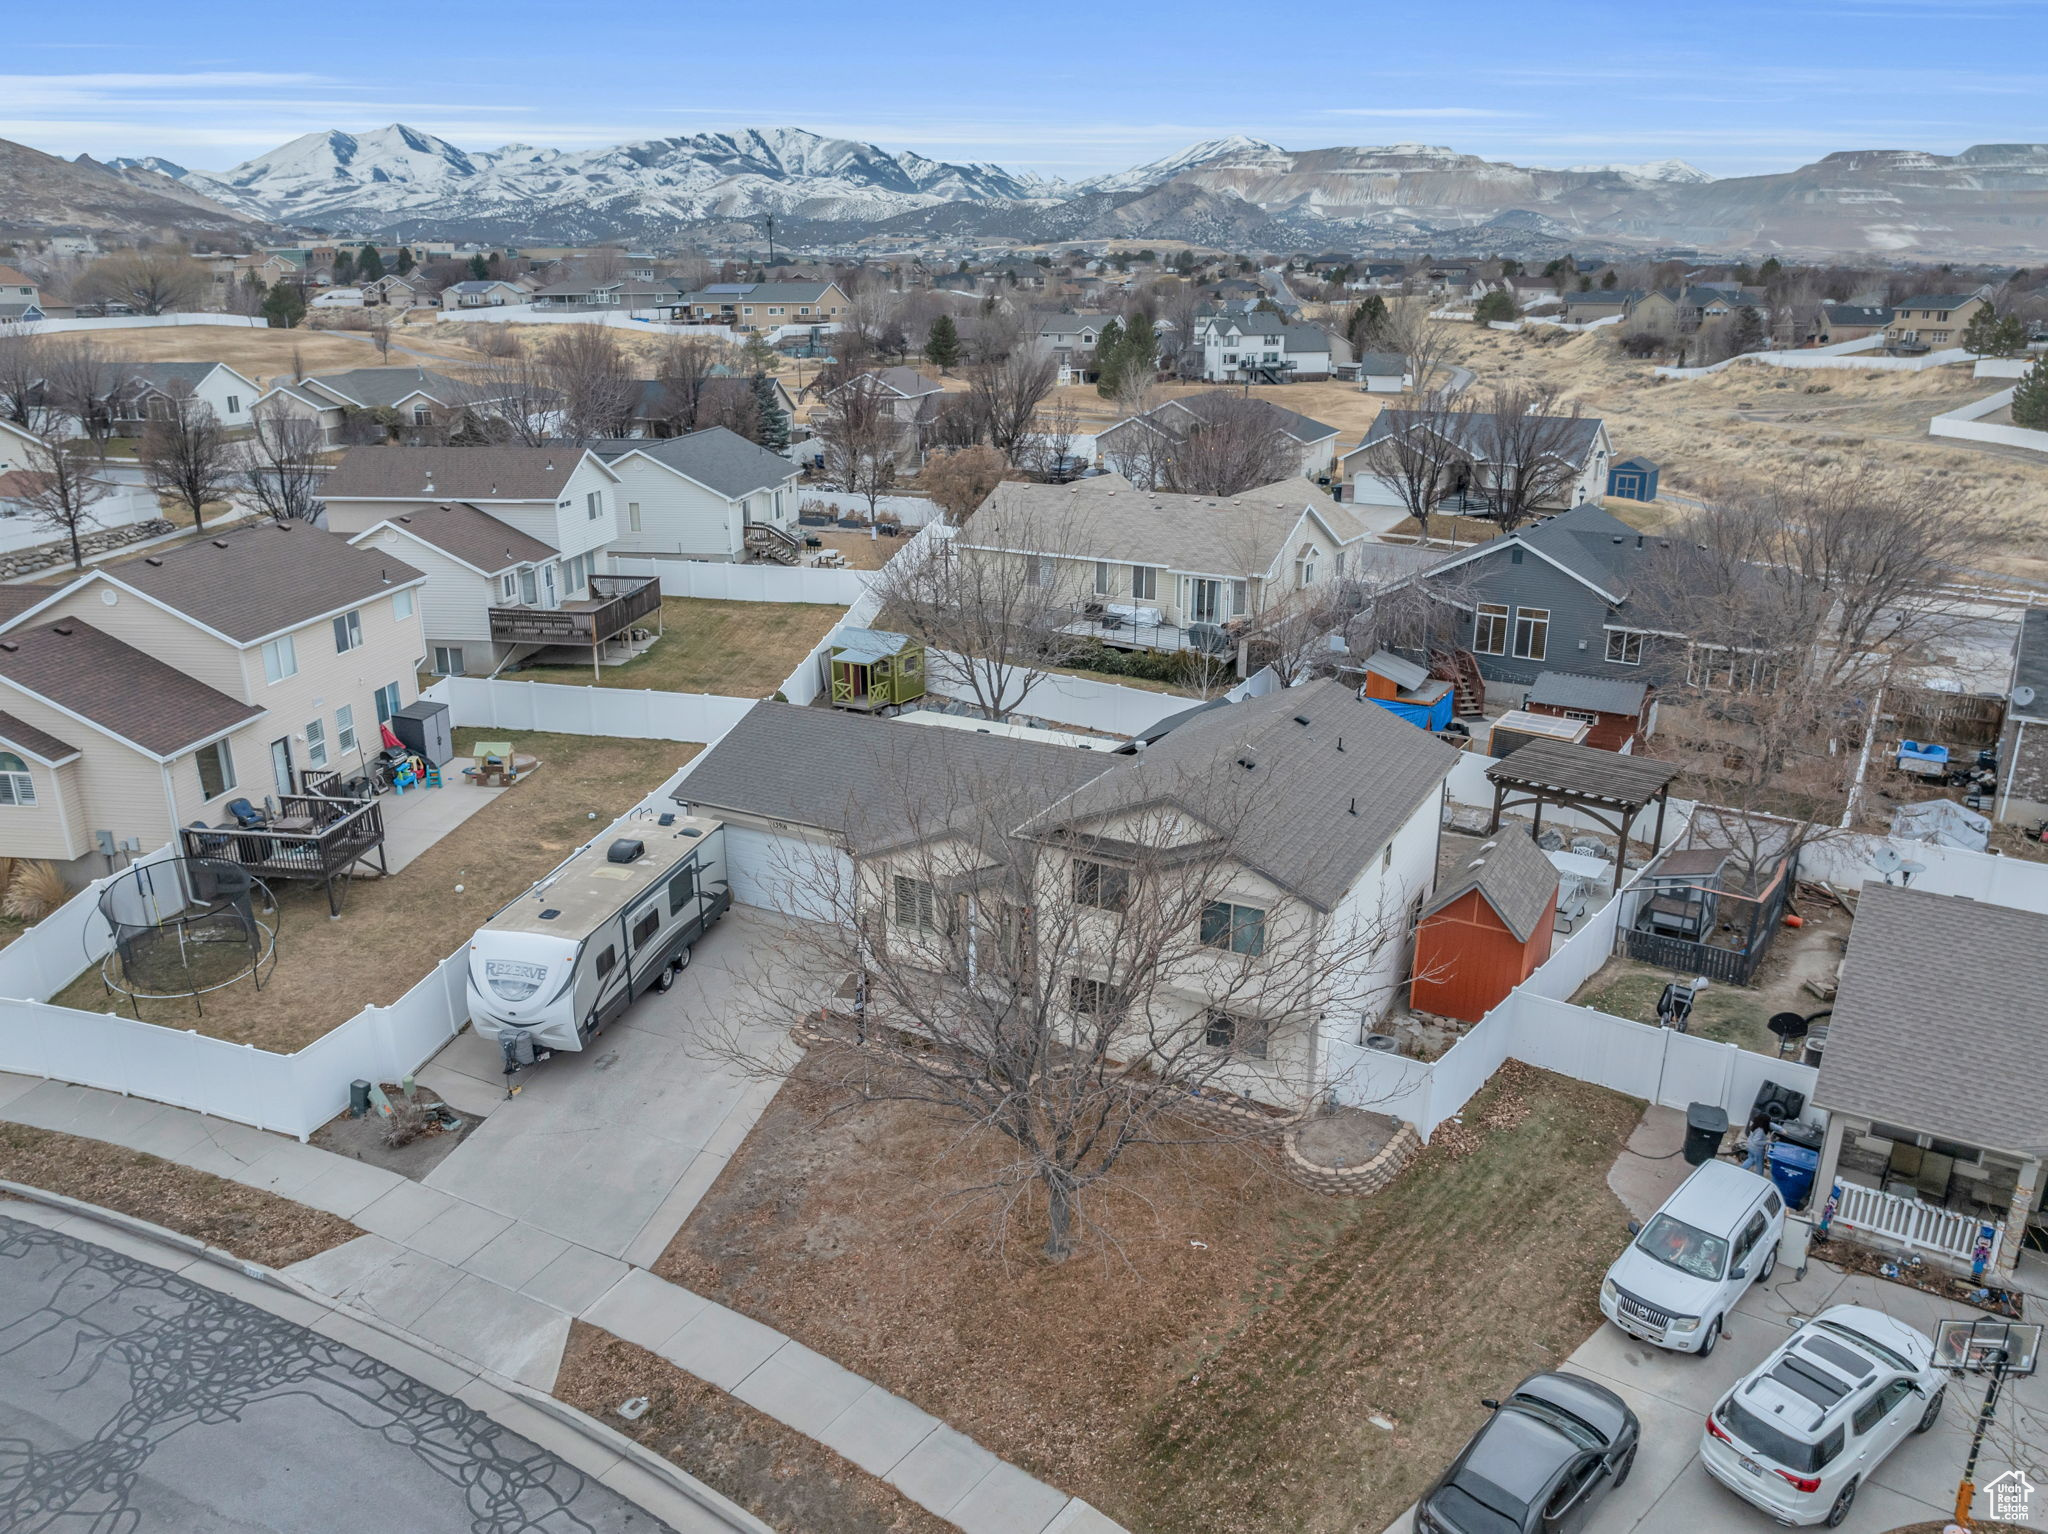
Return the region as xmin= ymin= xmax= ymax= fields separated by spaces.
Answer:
xmin=357 ymin=243 xmax=385 ymax=281
xmin=469 ymin=253 xmax=490 ymax=281
xmin=1093 ymin=317 xmax=1125 ymax=397
xmin=2014 ymin=355 xmax=2048 ymax=430
xmin=395 ymin=246 xmax=415 ymax=275
xmin=1120 ymin=312 xmax=1158 ymax=389
xmin=924 ymin=314 xmax=961 ymax=373
xmin=751 ymin=373 xmax=791 ymax=451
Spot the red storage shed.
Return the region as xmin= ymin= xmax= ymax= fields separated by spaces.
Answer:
xmin=1412 ymin=830 xmax=1560 ymax=1023
xmin=1523 ymin=670 xmax=1655 ymax=753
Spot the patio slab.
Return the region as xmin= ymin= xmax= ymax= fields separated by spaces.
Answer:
xmin=378 ymin=768 xmax=510 ymax=873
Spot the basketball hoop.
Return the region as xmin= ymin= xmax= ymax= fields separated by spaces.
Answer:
xmin=1935 ymin=1318 xmax=2042 ymax=1378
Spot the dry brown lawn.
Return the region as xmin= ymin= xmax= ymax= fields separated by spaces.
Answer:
xmin=1440 ymin=325 xmax=2048 ymax=579
xmin=88 ymin=323 xmax=481 ymax=383
xmin=499 ymin=597 xmax=840 ymax=697
xmin=48 ymin=730 xmax=690 ymax=1051
xmin=556 ymin=1322 xmax=954 ymax=1534
xmin=0 ymin=1121 xmax=358 ymax=1266
xmin=805 ymin=528 xmax=898 ymax=570
xmin=658 ymin=1057 xmax=1643 ymax=1534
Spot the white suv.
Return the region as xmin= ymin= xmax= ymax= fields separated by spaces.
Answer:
xmin=1599 ymin=1159 xmax=1784 ymax=1356
xmin=1701 ymin=1305 xmax=1943 ymax=1527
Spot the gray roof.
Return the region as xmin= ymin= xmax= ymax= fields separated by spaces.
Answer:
xmin=1422 ymin=829 xmax=1557 ymax=943
xmin=0 ymin=619 xmax=260 ymax=758
xmin=0 ymin=709 xmax=77 ymax=764
xmin=1817 ymin=306 xmax=1891 ymax=327
xmin=362 ymin=502 xmax=555 ymax=574
xmin=1024 ymin=679 xmax=1460 ymax=912
xmin=1525 ymin=670 xmax=1649 ymax=716
xmin=1817 ymin=884 xmax=2048 ymax=1155
xmin=681 ymin=282 xmax=836 ymax=304
xmin=1485 ymin=738 xmax=1679 ymax=808
xmin=831 ymin=628 xmax=915 ymax=665
xmin=587 ymin=428 xmax=795 ymax=500
xmin=101 ymin=518 xmax=424 ymax=645
xmin=1364 ymin=650 xmax=1431 ymax=692
xmin=2009 ymin=607 xmax=2048 ymax=720
xmin=674 ymin=702 xmax=1112 ymax=855
xmin=124 ymin=361 xmax=237 ymax=392
xmin=1355 ymin=351 xmax=1407 ymax=377
xmin=299 ymin=367 xmax=470 ymax=409
xmin=324 ymin=445 xmax=599 ymax=503
xmin=1033 ymin=313 xmax=1113 ymax=337
xmin=1144 ymin=392 xmax=1337 ymax=446
xmin=1352 ymin=409 xmax=1607 ymax=470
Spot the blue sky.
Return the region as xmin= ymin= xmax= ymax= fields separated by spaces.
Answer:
xmin=6 ymin=0 xmax=2045 ymax=179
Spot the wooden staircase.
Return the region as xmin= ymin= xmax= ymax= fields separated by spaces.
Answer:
xmin=744 ymin=522 xmax=803 ymax=565
xmin=1430 ymin=648 xmax=1487 ymax=717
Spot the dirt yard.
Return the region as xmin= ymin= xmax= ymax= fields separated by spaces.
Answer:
xmin=658 ymin=1056 xmax=1642 ymax=1534
xmin=1438 ymin=325 xmax=2048 ymax=577
xmin=0 ymin=1121 xmax=358 ymax=1266
xmin=48 ymin=731 xmax=689 ymax=1051
xmin=555 ymin=1322 xmax=953 ymax=1534
xmin=498 ymin=597 xmax=841 ymax=697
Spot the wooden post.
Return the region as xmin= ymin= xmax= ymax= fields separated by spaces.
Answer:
xmin=1488 ymin=778 xmax=1504 ymax=834
xmin=1652 ymin=788 xmax=1668 ymax=853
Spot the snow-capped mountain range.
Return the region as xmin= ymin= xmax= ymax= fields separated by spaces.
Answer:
xmin=95 ymin=125 xmax=2048 ymax=259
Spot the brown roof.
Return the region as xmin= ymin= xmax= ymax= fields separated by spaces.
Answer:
xmin=1485 ymin=738 xmax=1680 ymax=808
xmin=323 ymin=445 xmax=600 ymax=503
xmin=0 ymin=620 xmax=260 ymax=758
xmin=101 ymin=519 xmax=424 ymax=645
xmin=0 ymin=585 xmax=54 ymax=626
xmin=366 ymin=502 xmax=555 ymax=574
xmin=0 ymin=709 xmax=77 ymax=764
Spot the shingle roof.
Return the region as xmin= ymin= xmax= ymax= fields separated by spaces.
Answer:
xmin=1364 ymin=650 xmax=1432 ymax=692
xmin=101 ymin=518 xmax=424 ymax=645
xmin=960 ymin=474 xmax=1368 ymax=579
xmin=360 ymin=502 xmax=554 ymax=574
xmin=1818 ymin=306 xmax=1892 ymax=327
xmin=2010 ymin=608 xmax=2048 ymax=720
xmin=1355 ymin=351 xmax=1408 ymax=377
xmin=324 ymin=445 xmax=599 ymax=503
xmin=299 ymin=367 xmax=470 ymax=409
xmin=1144 ymin=392 xmax=1337 ymax=445
xmin=1485 ymin=738 xmax=1680 ymax=807
xmin=1024 ymin=678 xmax=1459 ymax=912
xmin=586 ymin=428 xmax=795 ymax=500
xmin=1525 ymin=670 xmax=1649 ymax=716
xmin=0 ymin=619 xmax=260 ymax=758
xmin=673 ymin=702 xmax=1112 ymax=855
xmin=1895 ymin=293 xmax=1980 ymax=312
xmin=1351 ymin=409 xmax=1607 ymax=469
xmin=1032 ymin=313 xmax=1113 ymax=337
xmin=0 ymin=586 xmax=52 ymax=626
xmin=869 ymin=366 xmax=944 ymax=398
xmin=1817 ymin=884 xmax=2048 ymax=1155
xmin=0 ymin=709 xmax=77 ymax=764
xmin=683 ymin=282 xmax=836 ymax=304
xmin=1422 ymin=829 xmax=1558 ymax=942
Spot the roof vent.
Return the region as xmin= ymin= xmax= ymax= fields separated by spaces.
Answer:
xmin=0 ymin=641 xmax=15 ymax=652
xmin=144 ymin=556 xmax=164 ymax=566
xmin=1348 ymin=796 xmax=1357 ymax=815
xmin=51 ymin=624 xmax=72 ymax=636
xmin=538 ymin=908 xmax=560 ymax=920
xmin=607 ymin=837 xmax=646 ymax=864
xmin=212 ymin=538 xmax=230 ymax=549
xmin=1237 ymin=755 xmax=1256 ymax=770
xmin=1293 ymin=714 xmax=1311 ymax=726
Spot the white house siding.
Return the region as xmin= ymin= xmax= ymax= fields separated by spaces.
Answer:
xmin=356 ymin=532 xmax=498 ymax=654
xmin=182 ymin=366 xmax=259 ymax=431
xmin=0 ymin=684 xmax=175 ymax=869
xmin=0 ymin=748 xmax=90 ymax=864
xmin=601 ymin=456 xmax=750 ymax=562
xmin=1322 ymin=787 xmax=1444 ymax=1072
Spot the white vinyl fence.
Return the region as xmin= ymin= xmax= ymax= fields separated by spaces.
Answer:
xmin=925 ymin=651 xmax=1206 ymax=737
xmin=608 ymin=556 xmax=873 ymax=606
xmin=1656 ymin=340 xmax=1969 ymax=379
xmin=794 ymin=491 xmax=943 ymax=527
xmin=1928 ymin=386 xmax=2048 ymax=455
xmin=15 ymin=313 xmax=268 ymax=335
xmin=423 ymin=676 xmax=756 ymax=743
xmin=1800 ymin=831 xmax=2048 ymax=914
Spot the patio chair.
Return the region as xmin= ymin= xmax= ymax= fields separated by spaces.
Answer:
xmin=224 ymin=797 xmax=267 ymax=829
xmin=1914 ymin=1150 xmax=1955 ymax=1204
xmin=1881 ymin=1140 xmax=1923 ymax=1193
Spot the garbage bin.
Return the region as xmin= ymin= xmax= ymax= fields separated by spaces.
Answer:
xmin=1684 ymin=1102 xmax=1729 ymax=1167
xmin=1768 ymin=1141 xmax=1820 ymax=1210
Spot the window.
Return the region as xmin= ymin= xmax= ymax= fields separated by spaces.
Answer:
xmin=1073 ymin=858 xmax=1130 ymax=911
xmin=1852 ymin=1378 xmax=1916 ymax=1437
xmin=631 ymin=907 xmax=661 ymax=949
xmin=595 ymin=945 xmax=617 ymax=979
xmin=1024 ymin=555 xmax=1053 ymax=588
xmin=0 ymin=751 xmax=33 ymax=807
xmin=1204 ymin=1008 xmax=1268 ymax=1059
xmin=226 ymin=395 xmax=241 ymax=415
xmin=1230 ymin=579 xmax=1248 ymax=616
xmin=586 ymin=490 xmax=602 ymax=520
xmin=432 ymin=646 xmax=464 ymax=677
xmin=392 ymin=588 xmax=414 ymax=622
xmin=1473 ymin=603 xmax=1508 ymax=655
xmin=1512 ymin=606 xmax=1549 ymax=661
xmin=1068 ymin=976 xmax=1126 ymax=1016
xmin=305 ymin=718 xmax=328 ymax=769
xmin=667 ymin=866 xmax=696 ymax=915
xmin=261 ymin=635 xmax=297 ymax=684
xmin=374 ymin=682 xmax=401 ymax=723
xmin=195 ymin=740 xmax=236 ymax=800
xmin=501 ymin=573 xmax=517 ymax=601
xmin=1200 ymin=900 xmax=1266 ymax=956
xmin=1605 ymin=629 xmax=1645 ymax=666
xmin=335 ymin=705 xmax=356 ymax=755
xmin=1095 ymin=561 xmax=1114 ymax=596
xmin=628 ymin=500 xmax=642 ymax=532
xmin=893 ymin=874 xmax=939 ymax=932
xmin=1563 ymin=708 xmax=1598 ymax=725
xmin=333 ymin=609 xmax=363 ymax=653
xmin=1131 ymin=565 xmax=1157 ymax=600
xmin=412 ymin=405 xmax=431 ymax=426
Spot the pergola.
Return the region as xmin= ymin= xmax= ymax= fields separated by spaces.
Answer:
xmin=1484 ymin=740 xmax=1682 ymax=886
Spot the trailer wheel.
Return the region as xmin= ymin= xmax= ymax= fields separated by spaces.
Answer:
xmin=676 ymin=944 xmax=693 ymax=971
xmin=653 ymin=961 xmax=679 ymax=994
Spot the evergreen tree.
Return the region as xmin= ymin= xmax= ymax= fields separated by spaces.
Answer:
xmin=1498 ymin=258 xmax=1522 ymax=277
xmin=469 ymin=253 xmax=490 ymax=281
xmin=2014 ymin=355 xmax=2048 ymax=430
xmin=331 ymin=250 xmax=356 ymax=286
xmin=924 ymin=313 xmax=961 ymax=373
xmin=1093 ymin=318 xmax=1125 ymax=397
xmin=262 ymin=283 xmax=306 ymax=328
xmin=1962 ymin=305 xmax=2028 ymax=357
xmin=751 ymin=373 xmax=790 ymax=452
xmin=1473 ymin=290 xmax=1518 ymax=325
xmin=1121 ymin=312 xmax=1158 ymax=389
xmin=395 ymin=246 xmax=415 ymax=275
xmin=1758 ymin=256 xmax=1782 ymax=281
xmin=1600 ymin=269 xmax=1618 ymax=290
xmin=358 ymin=243 xmax=385 ymax=281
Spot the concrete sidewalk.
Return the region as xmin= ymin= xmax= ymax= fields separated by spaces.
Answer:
xmin=0 ymin=1069 xmax=1124 ymax=1534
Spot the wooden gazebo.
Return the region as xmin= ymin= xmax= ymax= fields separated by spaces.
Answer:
xmin=1484 ymin=739 xmax=1681 ymax=887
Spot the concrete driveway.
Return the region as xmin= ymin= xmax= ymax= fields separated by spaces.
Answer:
xmin=418 ymin=905 xmax=824 ymax=1267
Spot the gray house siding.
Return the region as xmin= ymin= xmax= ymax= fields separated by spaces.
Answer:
xmin=1433 ymin=547 xmax=1671 ymax=688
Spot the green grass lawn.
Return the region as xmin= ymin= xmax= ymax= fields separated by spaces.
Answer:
xmin=499 ymin=597 xmax=842 ymax=698
xmin=1575 ymin=959 xmax=1778 ymax=1055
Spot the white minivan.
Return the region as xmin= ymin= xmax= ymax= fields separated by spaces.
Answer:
xmin=1599 ymin=1159 xmax=1784 ymax=1357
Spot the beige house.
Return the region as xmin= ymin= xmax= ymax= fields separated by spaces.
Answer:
xmin=1885 ymin=292 xmax=1988 ymax=352
xmin=956 ymin=473 xmax=1372 ymax=650
xmin=0 ymin=520 xmax=427 ymax=882
xmin=668 ymin=282 xmax=850 ymax=328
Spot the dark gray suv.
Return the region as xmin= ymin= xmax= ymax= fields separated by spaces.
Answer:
xmin=1416 ymin=1372 xmax=1641 ymax=1534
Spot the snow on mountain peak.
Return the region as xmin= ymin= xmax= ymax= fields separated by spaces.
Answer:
xmin=1563 ymin=158 xmax=1714 ymax=184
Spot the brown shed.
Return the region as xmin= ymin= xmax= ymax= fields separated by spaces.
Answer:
xmin=1412 ymin=830 xmax=1559 ymax=1023
xmin=1523 ymin=670 xmax=1654 ymax=753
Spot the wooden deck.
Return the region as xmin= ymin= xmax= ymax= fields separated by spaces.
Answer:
xmin=180 ymin=794 xmax=388 ymax=916
xmin=488 ymin=574 xmax=661 ymax=647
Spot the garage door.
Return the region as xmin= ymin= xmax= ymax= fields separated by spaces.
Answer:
xmin=719 ymin=825 xmax=851 ymax=923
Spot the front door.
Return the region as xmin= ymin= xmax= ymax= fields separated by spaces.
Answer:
xmin=1190 ymin=579 xmax=1221 ymax=625
xmin=542 ymin=563 xmax=559 ymax=608
xmin=269 ymin=737 xmax=295 ymax=798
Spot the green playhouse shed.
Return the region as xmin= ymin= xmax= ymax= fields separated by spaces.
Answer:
xmin=829 ymin=628 xmax=927 ymax=712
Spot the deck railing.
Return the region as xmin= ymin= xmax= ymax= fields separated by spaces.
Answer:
xmin=1831 ymin=1180 xmax=2002 ymax=1269
xmin=180 ymin=795 xmax=385 ymax=883
xmin=488 ymin=573 xmax=661 ymax=647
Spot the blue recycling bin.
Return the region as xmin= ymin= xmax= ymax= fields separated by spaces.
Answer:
xmin=1768 ymin=1141 xmax=1819 ymax=1210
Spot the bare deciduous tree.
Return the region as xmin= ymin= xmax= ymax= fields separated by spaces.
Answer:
xmin=1157 ymin=398 xmax=1301 ymax=497
xmin=544 ymin=326 xmax=638 ymax=439
xmin=73 ymin=250 xmax=208 ymax=315
xmin=235 ymin=405 xmax=326 ymax=522
xmin=40 ymin=338 xmax=128 ymax=461
xmin=815 ymin=373 xmax=901 ymax=519
xmin=964 ymin=351 xmax=1057 ymax=465
xmin=1377 ymin=299 xmax=1457 ymax=397
xmin=460 ymin=349 xmax=559 ymax=445
xmin=1022 ymin=398 xmax=1082 ymax=480
xmin=0 ymin=330 xmax=49 ymax=431
xmin=1464 ymin=382 xmax=1588 ymax=532
xmin=919 ymin=445 xmax=1008 ymax=524
xmin=14 ymin=437 xmax=114 ymax=569
xmin=137 ymin=382 xmax=234 ymax=532
xmin=1350 ymin=392 xmax=1464 ymax=542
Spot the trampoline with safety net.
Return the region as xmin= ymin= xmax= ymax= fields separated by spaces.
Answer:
xmin=94 ymin=856 xmax=280 ymax=1017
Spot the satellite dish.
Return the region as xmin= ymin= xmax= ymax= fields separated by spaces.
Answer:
xmin=1900 ymin=860 xmax=1927 ymax=886
xmin=1871 ymin=847 xmax=1904 ymax=880
xmin=2016 ymin=684 xmax=2038 ymax=711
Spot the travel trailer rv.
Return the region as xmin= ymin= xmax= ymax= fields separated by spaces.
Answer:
xmin=466 ymin=814 xmax=729 ymax=1067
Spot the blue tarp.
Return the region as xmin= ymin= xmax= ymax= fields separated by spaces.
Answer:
xmin=1370 ymin=692 xmax=1455 ymax=732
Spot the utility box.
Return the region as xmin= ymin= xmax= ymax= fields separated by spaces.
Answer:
xmin=390 ymin=699 xmax=454 ymax=767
